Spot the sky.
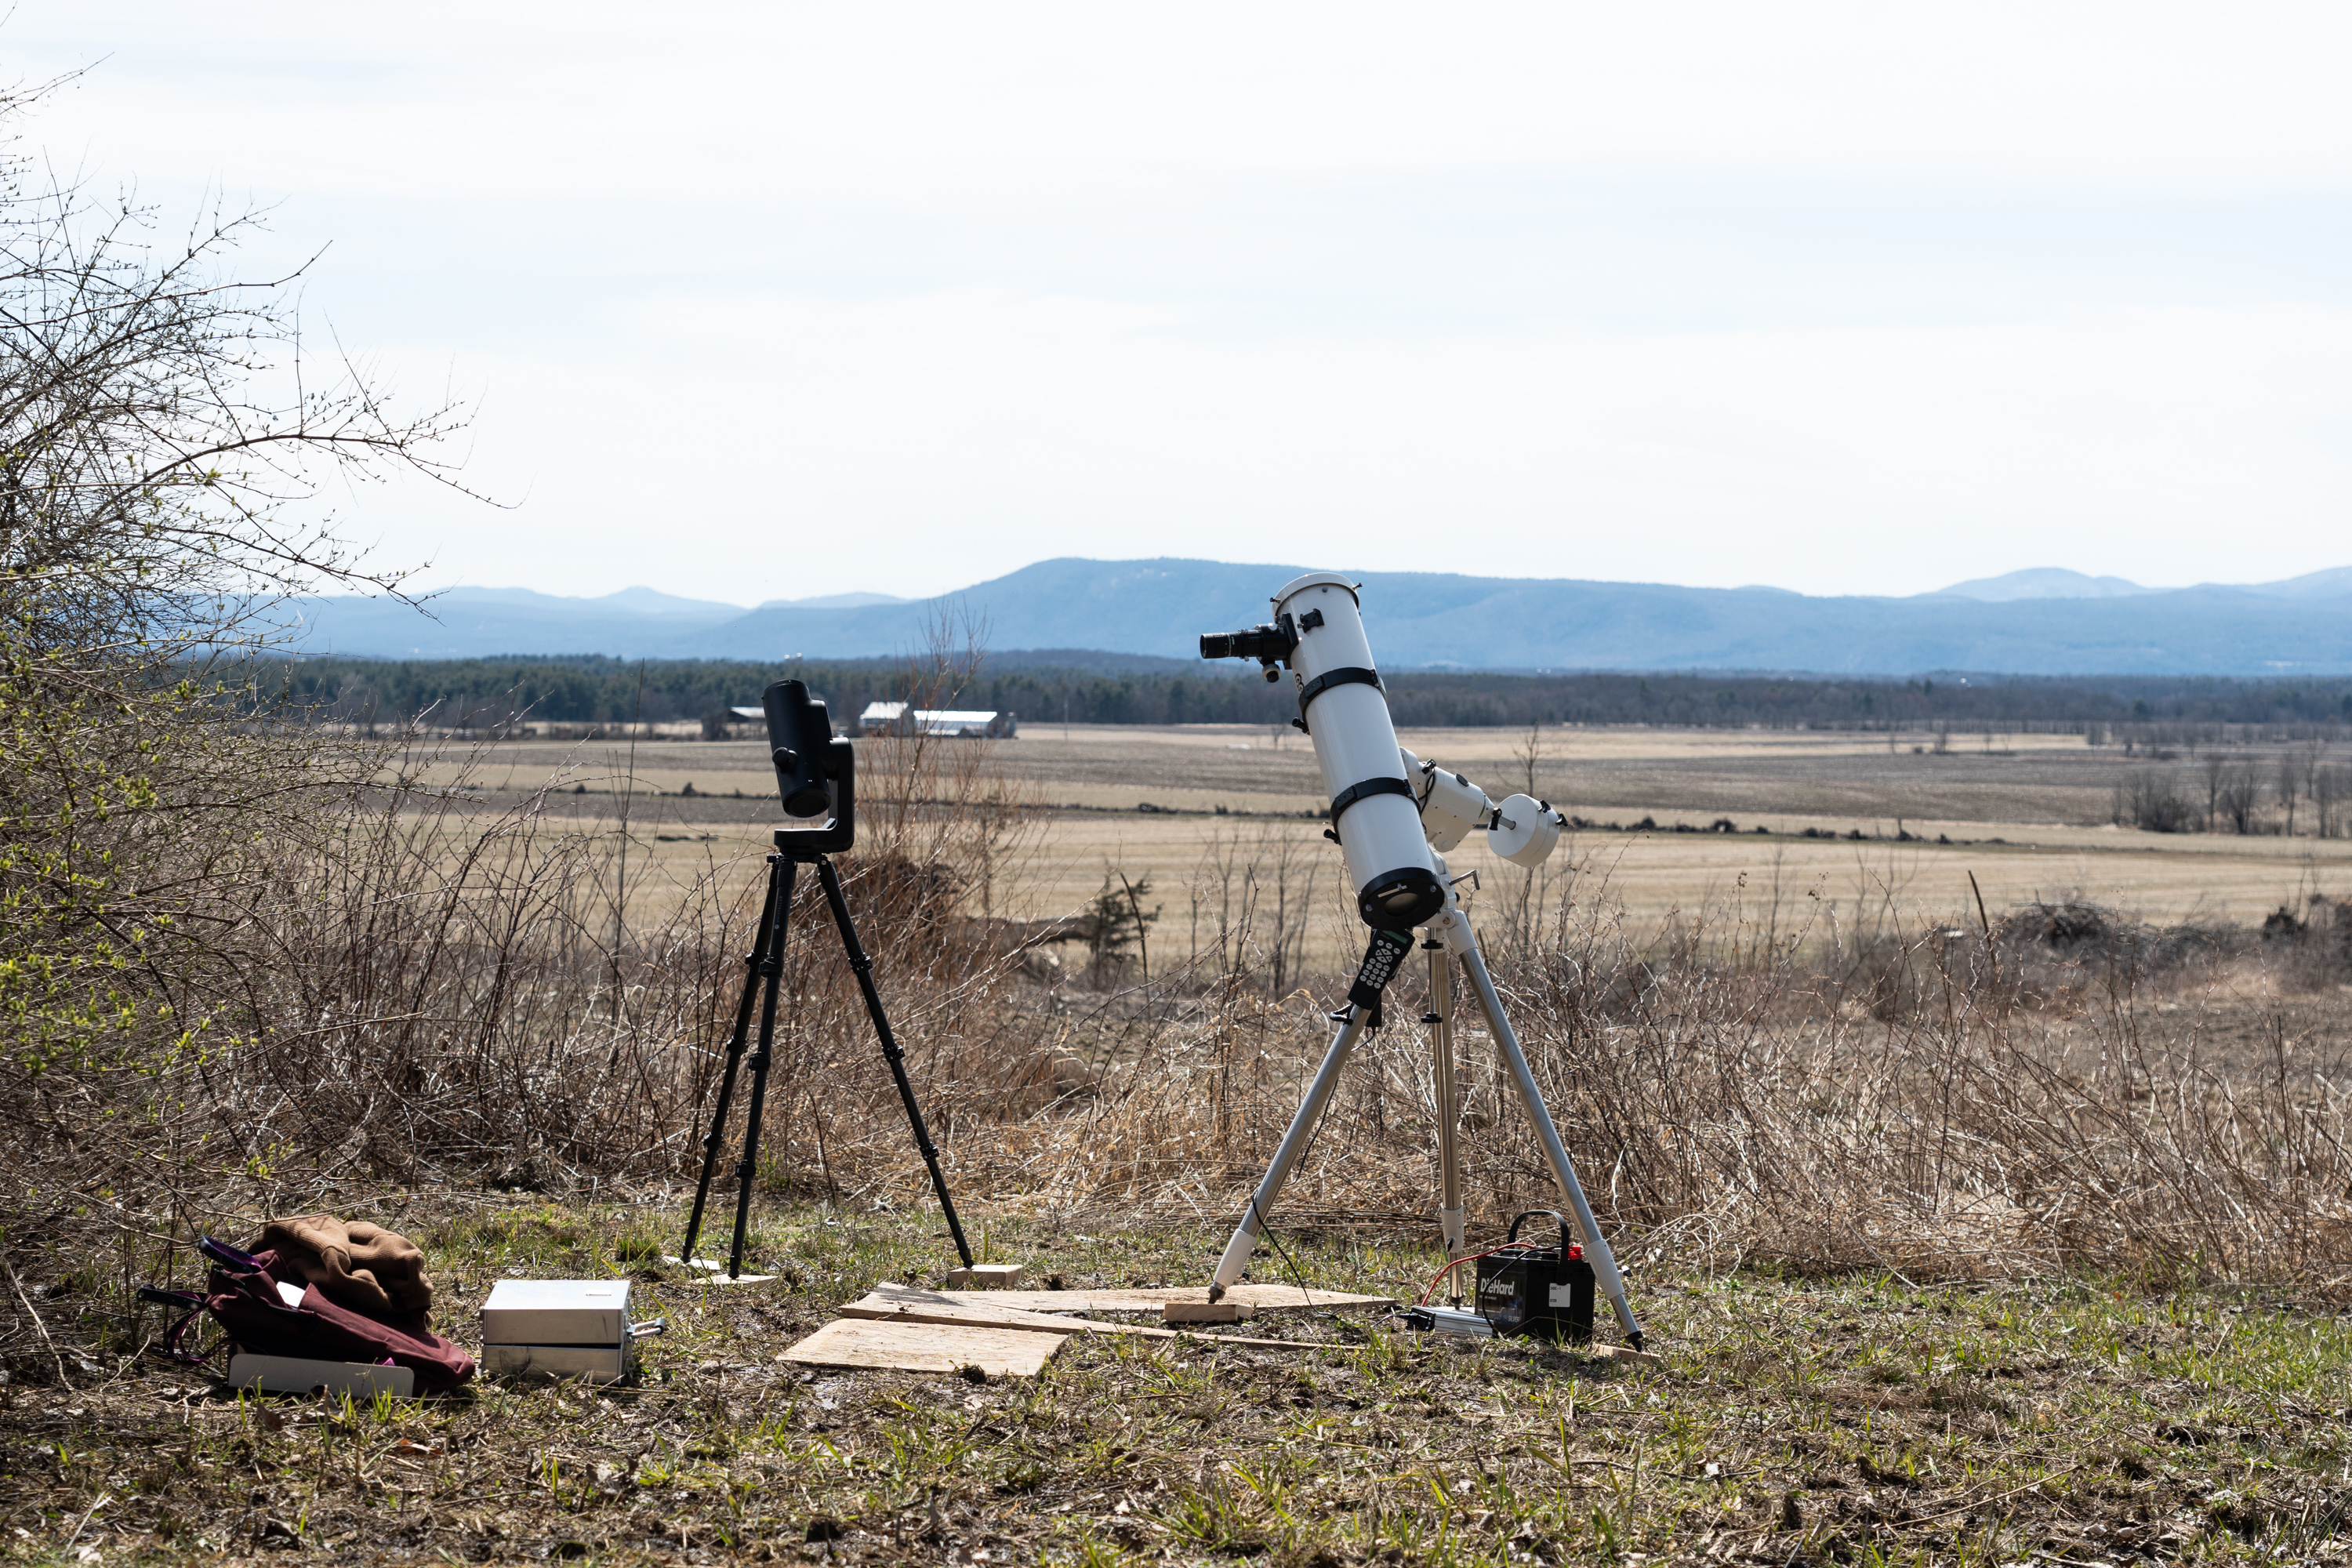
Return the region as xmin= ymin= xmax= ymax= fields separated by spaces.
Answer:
xmin=10 ymin=4 xmax=2351 ymax=605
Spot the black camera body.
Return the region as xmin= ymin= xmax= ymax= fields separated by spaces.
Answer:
xmin=1200 ymin=616 xmax=1298 ymax=682
xmin=762 ymin=680 xmax=855 ymax=855
xmin=1472 ymin=1210 xmax=1595 ymax=1342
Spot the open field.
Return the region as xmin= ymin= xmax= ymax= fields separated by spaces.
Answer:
xmin=15 ymin=722 xmax=2352 ymax=1566
xmin=8 ymin=1199 xmax=2349 ymax=1566
xmin=390 ymin=724 xmax=2352 ymax=979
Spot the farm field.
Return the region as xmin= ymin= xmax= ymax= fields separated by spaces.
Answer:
xmin=394 ymin=724 xmax=2352 ymax=978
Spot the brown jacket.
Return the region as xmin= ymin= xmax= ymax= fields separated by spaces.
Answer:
xmin=252 ymin=1215 xmax=437 ymax=1333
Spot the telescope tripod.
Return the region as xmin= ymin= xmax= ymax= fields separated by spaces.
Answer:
xmin=1205 ymin=906 xmax=1645 ymax=1349
xmin=681 ymin=841 xmax=975 ymax=1279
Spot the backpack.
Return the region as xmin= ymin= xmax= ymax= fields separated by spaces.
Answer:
xmin=143 ymin=1236 xmax=476 ymax=1393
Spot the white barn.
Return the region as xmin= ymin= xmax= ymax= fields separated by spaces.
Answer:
xmin=858 ymin=702 xmax=1016 ymax=739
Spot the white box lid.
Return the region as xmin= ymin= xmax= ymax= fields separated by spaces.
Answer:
xmin=481 ymin=1279 xmax=631 ymax=1313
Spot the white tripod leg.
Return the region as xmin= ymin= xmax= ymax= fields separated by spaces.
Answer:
xmin=1425 ymin=940 xmax=1468 ymax=1260
xmin=1207 ymin=1004 xmax=1370 ymax=1298
xmin=1439 ymin=911 xmax=1646 ymax=1348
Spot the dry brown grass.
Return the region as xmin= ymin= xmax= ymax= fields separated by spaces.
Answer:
xmin=63 ymin=747 xmax=2352 ymax=1275
xmin=9 ymin=707 xmax=2352 ymax=1417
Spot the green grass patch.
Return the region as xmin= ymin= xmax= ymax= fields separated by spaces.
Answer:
xmin=4 ymin=1200 xmax=2347 ymax=1563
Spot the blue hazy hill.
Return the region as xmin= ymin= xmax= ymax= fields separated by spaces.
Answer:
xmin=281 ymin=557 xmax=2352 ymax=675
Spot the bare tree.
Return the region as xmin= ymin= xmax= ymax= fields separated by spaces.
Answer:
xmin=2218 ymin=763 xmax=2262 ymax=835
xmin=0 ymin=70 xmax=480 ymax=1213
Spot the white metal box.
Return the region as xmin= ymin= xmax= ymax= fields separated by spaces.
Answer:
xmin=480 ymin=1279 xmax=631 ymax=1345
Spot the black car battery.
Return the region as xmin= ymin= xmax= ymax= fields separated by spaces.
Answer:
xmin=1473 ymin=1210 xmax=1595 ymax=1341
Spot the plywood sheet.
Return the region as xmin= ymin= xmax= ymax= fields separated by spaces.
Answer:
xmin=845 ymin=1287 xmax=1306 ymax=1350
xmin=779 ymin=1319 xmax=1066 ymax=1379
xmin=934 ymin=1283 xmax=1395 ymax=1314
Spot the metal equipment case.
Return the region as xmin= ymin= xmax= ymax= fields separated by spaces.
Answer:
xmin=480 ymin=1279 xmax=640 ymax=1383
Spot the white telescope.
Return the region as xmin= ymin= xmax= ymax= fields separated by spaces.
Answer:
xmin=1197 ymin=572 xmax=1645 ymax=1352
xmin=1200 ymin=573 xmax=1570 ymax=927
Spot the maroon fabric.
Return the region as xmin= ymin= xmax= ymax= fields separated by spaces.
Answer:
xmin=206 ymin=1248 xmax=475 ymax=1392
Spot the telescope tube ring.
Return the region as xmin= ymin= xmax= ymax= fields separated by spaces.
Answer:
xmin=1327 ymin=775 xmax=1417 ymax=828
xmin=1296 ymin=666 xmax=1384 ymax=717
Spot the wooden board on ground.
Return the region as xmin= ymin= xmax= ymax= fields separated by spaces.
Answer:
xmin=846 ymin=1287 xmax=1308 ymax=1351
xmin=937 ymin=1284 xmax=1393 ymax=1314
xmin=779 ymin=1319 xmax=1067 ymax=1379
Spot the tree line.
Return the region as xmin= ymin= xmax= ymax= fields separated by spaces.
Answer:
xmin=2114 ymin=748 xmax=2352 ymax=838
xmin=264 ymin=653 xmax=2352 ymax=735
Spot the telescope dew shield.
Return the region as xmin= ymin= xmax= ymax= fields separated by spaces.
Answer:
xmin=1271 ymin=573 xmax=1446 ymax=930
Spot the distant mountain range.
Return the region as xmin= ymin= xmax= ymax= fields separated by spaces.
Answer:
xmin=276 ymin=561 xmax=2352 ymax=676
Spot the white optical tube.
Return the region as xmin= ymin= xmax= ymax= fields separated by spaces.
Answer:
xmin=1274 ymin=572 xmax=1447 ymax=929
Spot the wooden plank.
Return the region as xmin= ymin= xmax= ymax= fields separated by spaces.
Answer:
xmin=779 ymin=1319 xmax=1066 ymax=1379
xmin=1162 ymin=1301 xmax=1252 ymax=1324
xmin=932 ymin=1284 xmax=1395 ymax=1314
xmin=850 ymin=1288 xmax=1114 ymax=1335
xmin=844 ymin=1288 xmax=1308 ymax=1351
xmin=946 ymin=1262 xmax=1025 ymax=1288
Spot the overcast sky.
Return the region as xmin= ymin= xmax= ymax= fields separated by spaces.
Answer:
xmin=12 ymin=5 xmax=2350 ymax=604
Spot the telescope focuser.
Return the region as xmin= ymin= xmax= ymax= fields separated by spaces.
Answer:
xmin=1200 ymin=614 xmax=1298 ymax=681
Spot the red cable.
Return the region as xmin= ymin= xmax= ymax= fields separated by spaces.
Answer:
xmin=1417 ymin=1240 xmax=1538 ymax=1305
xmin=1417 ymin=1233 xmax=1589 ymax=1307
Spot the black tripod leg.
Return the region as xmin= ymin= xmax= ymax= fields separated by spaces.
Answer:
xmin=815 ymin=855 xmax=976 ymax=1270
xmin=681 ymin=857 xmax=784 ymax=1265
xmin=728 ymin=857 xmax=797 ymax=1279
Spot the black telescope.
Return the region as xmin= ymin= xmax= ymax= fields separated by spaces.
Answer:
xmin=681 ymin=676 xmax=974 ymax=1283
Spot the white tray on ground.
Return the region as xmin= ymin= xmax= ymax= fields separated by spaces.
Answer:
xmin=225 ymin=1352 xmax=415 ymax=1398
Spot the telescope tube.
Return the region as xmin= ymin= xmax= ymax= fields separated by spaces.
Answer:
xmin=1272 ymin=572 xmax=1447 ymax=929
